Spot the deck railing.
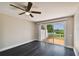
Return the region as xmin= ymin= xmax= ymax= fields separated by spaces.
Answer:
xmin=48 ymin=33 xmax=64 ymax=39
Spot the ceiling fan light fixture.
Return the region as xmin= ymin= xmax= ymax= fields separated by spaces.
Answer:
xmin=10 ymin=2 xmax=41 ymax=18
xmin=25 ymin=12 xmax=30 ymax=15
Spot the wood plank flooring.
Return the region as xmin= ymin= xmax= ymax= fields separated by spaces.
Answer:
xmin=44 ymin=36 xmax=64 ymax=45
xmin=0 ymin=40 xmax=75 ymax=56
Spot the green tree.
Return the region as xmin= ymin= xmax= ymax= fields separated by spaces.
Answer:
xmin=47 ymin=24 xmax=53 ymax=33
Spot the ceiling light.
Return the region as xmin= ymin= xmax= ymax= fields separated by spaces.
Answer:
xmin=25 ymin=12 xmax=30 ymax=15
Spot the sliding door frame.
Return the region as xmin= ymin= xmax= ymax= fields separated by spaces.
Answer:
xmin=47 ymin=21 xmax=66 ymax=46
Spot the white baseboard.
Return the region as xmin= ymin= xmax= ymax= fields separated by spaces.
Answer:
xmin=74 ymin=48 xmax=79 ymax=56
xmin=65 ymin=45 xmax=73 ymax=49
xmin=0 ymin=39 xmax=37 ymax=52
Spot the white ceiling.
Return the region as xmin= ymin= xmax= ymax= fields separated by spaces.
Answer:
xmin=0 ymin=2 xmax=79 ymax=22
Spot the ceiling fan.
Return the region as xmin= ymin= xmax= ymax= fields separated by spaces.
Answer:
xmin=10 ymin=2 xmax=41 ymax=17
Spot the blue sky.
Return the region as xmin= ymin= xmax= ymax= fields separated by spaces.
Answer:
xmin=52 ymin=23 xmax=64 ymax=30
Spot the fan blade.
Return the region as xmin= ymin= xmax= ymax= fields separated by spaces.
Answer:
xmin=10 ymin=4 xmax=25 ymax=11
xmin=26 ymin=2 xmax=32 ymax=11
xmin=19 ymin=12 xmax=25 ymax=15
xmin=14 ymin=2 xmax=27 ymax=8
xmin=30 ymin=14 xmax=34 ymax=17
xmin=31 ymin=11 xmax=41 ymax=14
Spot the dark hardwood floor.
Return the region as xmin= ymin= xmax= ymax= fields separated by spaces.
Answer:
xmin=0 ymin=40 xmax=75 ymax=56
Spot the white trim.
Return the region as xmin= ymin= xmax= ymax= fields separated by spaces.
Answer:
xmin=61 ymin=45 xmax=77 ymax=56
xmin=65 ymin=45 xmax=73 ymax=48
xmin=0 ymin=39 xmax=37 ymax=52
xmin=74 ymin=48 xmax=79 ymax=56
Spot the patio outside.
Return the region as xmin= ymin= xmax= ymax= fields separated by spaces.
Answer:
xmin=45 ymin=23 xmax=64 ymax=45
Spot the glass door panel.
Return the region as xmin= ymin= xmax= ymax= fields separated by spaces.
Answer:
xmin=47 ymin=22 xmax=64 ymax=45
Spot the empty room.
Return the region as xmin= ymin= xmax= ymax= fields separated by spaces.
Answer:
xmin=0 ymin=2 xmax=79 ymax=56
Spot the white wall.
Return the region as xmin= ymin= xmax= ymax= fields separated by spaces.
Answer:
xmin=65 ymin=17 xmax=74 ymax=48
xmin=74 ymin=9 xmax=79 ymax=55
xmin=0 ymin=13 xmax=37 ymax=51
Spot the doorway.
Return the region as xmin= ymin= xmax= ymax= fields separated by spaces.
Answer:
xmin=45 ymin=22 xmax=65 ymax=46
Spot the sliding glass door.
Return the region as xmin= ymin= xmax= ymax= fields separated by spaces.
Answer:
xmin=47 ymin=22 xmax=64 ymax=45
